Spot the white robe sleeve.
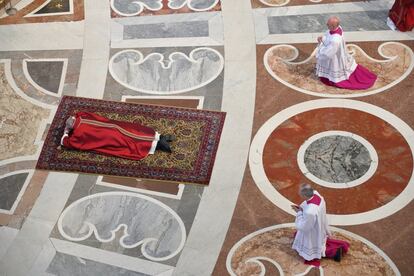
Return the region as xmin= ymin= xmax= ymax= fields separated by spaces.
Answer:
xmin=319 ymin=38 xmax=341 ymax=59
xmin=295 ymin=210 xmax=316 ymax=232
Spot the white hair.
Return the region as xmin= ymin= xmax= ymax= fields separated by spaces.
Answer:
xmin=299 ymin=183 xmax=314 ymax=198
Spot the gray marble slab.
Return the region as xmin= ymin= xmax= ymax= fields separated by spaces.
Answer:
xmin=268 ymin=10 xmax=389 ymax=34
xmin=26 ymin=61 xmax=64 ymax=94
xmin=0 ymin=173 xmax=28 ymax=210
xmin=304 ymin=135 xmax=372 ymax=183
xmin=124 ymin=21 xmax=209 ymax=39
xmin=47 ymin=252 xmax=149 ymax=276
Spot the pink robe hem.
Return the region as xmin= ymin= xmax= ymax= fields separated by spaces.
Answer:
xmin=320 ymin=64 xmax=377 ymax=90
xmin=304 ymin=238 xmax=350 ymax=267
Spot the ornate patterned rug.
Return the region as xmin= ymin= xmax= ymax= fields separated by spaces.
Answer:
xmin=36 ymin=96 xmax=226 ymax=185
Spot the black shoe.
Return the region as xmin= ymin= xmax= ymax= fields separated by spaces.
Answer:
xmin=334 ymin=247 xmax=342 ymax=262
xmin=156 ymin=137 xmax=172 ymax=153
xmin=163 ymin=134 xmax=176 ymax=142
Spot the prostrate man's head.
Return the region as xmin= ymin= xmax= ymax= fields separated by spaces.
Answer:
xmin=64 ymin=116 xmax=76 ymax=134
xmin=299 ymin=183 xmax=314 ymax=199
xmin=327 ymin=16 xmax=340 ymax=31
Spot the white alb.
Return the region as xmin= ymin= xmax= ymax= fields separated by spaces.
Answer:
xmin=316 ymin=26 xmax=357 ymax=83
xmin=292 ymin=191 xmax=331 ymax=260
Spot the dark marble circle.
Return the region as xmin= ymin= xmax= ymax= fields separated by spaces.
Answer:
xmin=304 ymin=135 xmax=372 ymax=183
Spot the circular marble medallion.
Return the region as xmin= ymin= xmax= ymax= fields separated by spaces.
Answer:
xmin=249 ymin=99 xmax=414 ymax=225
xmin=297 ymin=131 xmax=378 ymax=188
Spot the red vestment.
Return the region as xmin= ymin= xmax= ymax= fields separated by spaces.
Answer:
xmin=62 ymin=112 xmax=158 ymax=160
xmin=389 ymin=0 xmax=414 ymax=32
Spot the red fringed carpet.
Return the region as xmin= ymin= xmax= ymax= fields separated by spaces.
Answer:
xmin=36 ymin=96 xmax=226 ymax=185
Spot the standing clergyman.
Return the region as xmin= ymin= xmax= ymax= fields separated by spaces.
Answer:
xmin=292 ymin=184 xmax=350 ymax=267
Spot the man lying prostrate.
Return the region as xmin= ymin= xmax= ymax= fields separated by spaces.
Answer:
xmin=387 ymin=0 xmax=414 ymax=32
xmin=316 ymin=16 xmax=377 ymax=90
xmin=61 ymin=112 xmax=174 ymax=160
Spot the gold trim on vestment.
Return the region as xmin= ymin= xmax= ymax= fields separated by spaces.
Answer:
xmin=79 ymin=118 xmax=155 ymax=142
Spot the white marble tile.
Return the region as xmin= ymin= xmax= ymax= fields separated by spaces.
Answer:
xmin=0 ymin=226 xmax=19 ymax=260
xmin=253 ymin=9 xmax=270 ymax=44
xmin=222 ymin=10 xmax=256 ymax=62
xmin=0 ymin=217 xmax=56 ymax=276
xmin=0 ymin=22 xmax=84 ymax=51
xmin=0 ymin=172 xmax=77 ymax=275
xmin=172 ymin=246 xmax=217 ymax=276
xmin=209 ymin=12 xmax=224 ymax=44
xmin=29 ymin=173 xmax=78 ymax=222
xmin=51 ymin=238 xmax=174 ymax=275
xmin=28 ymin=239 xmax=57 ymax=276
xmin=76 ymin=58 xmax=109 ymax=98
xmin=173 ymin=0 xmax=257 ymax=275
xmin=76 ymin=0 xmax=111 ymax=99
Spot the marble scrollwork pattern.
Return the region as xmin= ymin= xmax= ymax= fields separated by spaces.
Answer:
xmin=259 ymin=0 xmax=348 ymax=6
xmin=110 ymin=0 xmax=163 ymax=17
xmin=264 ymin=42 xmax=414 ymax=98
xmin=227 ymin=224 xmax=399 ymax=276
xmin=111 ymin=0 xmax=219 ymax=16
xmin=168 ymin=0 xmax=219 ymax=11
xmin=259 ymin=0 xmax=289 ymax=6
xmin=109 ymin=47 xmax=224 ymax=94
xmin=57 ymin=192 xmax=186 ymax=261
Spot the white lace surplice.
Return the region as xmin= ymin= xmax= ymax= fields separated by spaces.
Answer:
xmin=292 ymin=191 xmax=331 ymax=261
xmin=316 ymin=27 xmax=357 ymax=83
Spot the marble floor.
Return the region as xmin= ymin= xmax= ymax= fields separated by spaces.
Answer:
xmin=0 ymin=0 xmax=413 ymax=275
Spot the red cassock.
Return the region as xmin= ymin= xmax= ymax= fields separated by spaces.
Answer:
xmin=389 ymin=0 xmax=414 ymax=32
xmin=62 ymin=112 xmax=158 ymax=160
